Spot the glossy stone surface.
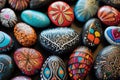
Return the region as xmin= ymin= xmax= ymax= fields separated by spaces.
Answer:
xmin=0 ymin=0 xmax=6 ymax=9
xmin=14 ymin=23 xmax=37 ymax=47
xmin=39 ymin=28 xmax=80 ymax=55
xmin=94 ymin=45 xmax=120 ymax=80
xmin=40 ymin=56 xmax=67 ymax=80
xmin=74 ymin=0 xmax=99 ymax=22
xmin=21 ymin=10 xmax=50 ymax=28
xmin=98 ymin=6 xmax=120 ymax=26
xmin=0 ymin=54 xmax=14 ymax=80
xmin=48 ymin=1 xmax=74 ymax=27
xmin=14 ymin=48 xmax=44 ymax=75
xmin=104 ymin=26 xmax=120 ymax=45
xmin=0 ymin=8 xmax=17 ymax=27
xmin=9 ymin=0 xmax=30 ymax=11
xmin=11 ymin=76 xmax=31 ymax=80
xmin=68 ymin=46 xmax=93 ymax=80
xmin=82 ymin=18 xmax=103 ymax=47
xmin=0 ymin=31 xmax=14 ymax=52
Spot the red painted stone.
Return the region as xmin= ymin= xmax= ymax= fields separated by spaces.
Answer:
xmin=14 ymin=48 xmax=43 ymax=75
xmin=48 ymin=1 xmax=74 ymax=27
xmin=98 ymin=6 xmax=120 ymax=26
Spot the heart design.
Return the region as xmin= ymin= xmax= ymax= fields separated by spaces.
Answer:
xmin=112 ymin=29 xmax=120 ymax=40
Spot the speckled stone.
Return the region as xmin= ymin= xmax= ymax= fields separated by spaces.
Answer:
xmin=94 ymin=45 xmax=120 ymax=80
xmin=40 ymin=56 xmax=67 ymax=80
xmin=0 ymin=0 xmax=6 ymax=9
xmin=39 ymin=28 xmax=80 ymax=55
xmin=11 ymin=76 xmax=31 ymax=80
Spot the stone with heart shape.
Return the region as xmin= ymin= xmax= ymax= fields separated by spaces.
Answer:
xmin=39 ymin=28 xmax=80 ymax=55
xmin=104 ymin=26 xmax=120 ymax=45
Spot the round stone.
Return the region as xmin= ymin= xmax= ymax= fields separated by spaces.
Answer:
xmin=11 ymin=76 xmax=31 ymax=80
xmin=14 ymin=23 xmax=37 ymax=47
xmin=0 ymin=0 xmax=6 ymax=9
xmin=0 ymin=31 xmax=14 ymax=53
xmin=14 ymin=48 xmax=44 ymax=75
xmin=48 ymin=1 xmax=74 ymax=27
xmin=0 ymin=54 xmax=14 ymax=80
xmin=98 ymin=6 xmax=120 ymax=26
xmin=40 ymin=55 xmax=67 ymax=80
xmin=94 ymin=45 xmax=120 ymax=80
xmin=0 ymin=8 xmax=17 ymax=27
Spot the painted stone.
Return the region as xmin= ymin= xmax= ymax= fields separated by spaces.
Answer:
xmin=0 ymin=31 xmax=14 ymax=52
xmin=40 ymin=56 xmax=67 ymax=80
xmin=98 ymin=6 xmax=120 ymax=26
xmin=0 ymin=0 xmax=6 ymax=9
xmin=39 ymin=28 xmax=80 ymax=55
xmin=14 ymin=48 xmax=44 ymax=75
xmin=68 ymin=46 xmax=93 ymax=80
xmin=94 ymin=45 xmax=120 ymax=80
xmin=8 ymin=0 xmax=29 ymax=11
xmin=21 ymin=10 xmax=50 ymax=28
xmin=0 ymin=8 xmax=17 ymax=27
xmin=14 ymin=23 xmax=37 ymax=47
xmin=48 ymin=1 xmax=74 ymax=27
xmin=74 ymin=0 xmax=99 ymax=22
xmin=11 ymin=76 xmax=31 ymax=80
xmin=104 ymin=26 xmax=120 ymax=45
xmin=0 ymin=54 xmax=14 ymax=80
xmin=82 ymin=18 xmax=103 ymax=47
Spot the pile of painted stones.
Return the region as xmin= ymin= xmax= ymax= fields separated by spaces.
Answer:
xmin=0 ymin=0 xmax=120 ymax=80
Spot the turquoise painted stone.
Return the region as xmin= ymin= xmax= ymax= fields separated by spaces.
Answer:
xmin=0 ymin=31 xmax=14 ymax=52
xmin=21 ymin=10 xmax=50 ymax=28
xmin=0 ymin=54 xmax=14 ymax=80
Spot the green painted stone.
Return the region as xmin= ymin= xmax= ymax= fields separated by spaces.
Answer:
xmin=21 ymin=10 xmax=50 ymax=28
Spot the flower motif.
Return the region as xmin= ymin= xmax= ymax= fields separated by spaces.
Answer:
xmin=49 ymin=2 xmax=73 ymax=25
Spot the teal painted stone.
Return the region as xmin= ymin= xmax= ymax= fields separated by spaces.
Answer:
xmin=21 ymin=10 xmax=50 ymax=28
xmin=0 ymin=31 xmax=14 ymax=52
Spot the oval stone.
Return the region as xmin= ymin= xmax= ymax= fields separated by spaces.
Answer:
xmin=104 ymin=26 xmax=120 ymax=46
xmin=0 ymin=31 xmax=14 ymax=52
xmin=48 ymin=1 xmax=74 ymax=27
xmin=68 ymin=46 xmax=93 ymax=80
xmin=14 ymin=48 xmax=44 ymax=75
xmin=98 ymin=6 xmax=120 ymax=26
xmin=39 ymin=28 xmax=80 ymax=55
xmin=0 ymin=8 xmax=17 ymax=27
xmin=40 ymin=56 xmax=67 ymax=80
xmin=14 ymin=23 xmax=37 ymax=47
xmin=0 ymin=0 xmax=6 ymax=9
xmin=21 ymin=10 xmax=50 ymax=28
xmin=94 ymin=45 xmax=120 ymax=80
xmin=11 ymin=76 xmax=31 ymax=80
xmin=9 ymin=0 xmax=30 ymax=11
xmin=82 ymin=18 xmax=103 ymax=47
xmin=0 ymin=54 xmax=14 ymax=80
xmin=74 ymin=0 xmax=99 ymax=22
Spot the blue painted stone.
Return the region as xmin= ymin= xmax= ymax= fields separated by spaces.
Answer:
xmin=0 ymin=54 xmax=14 ymax=80
xmin=0 ymin=31 xmax=14 ymax=52
xmin=104 ymin=26 xmax=120 ymax=46
xmin=74 ymin=0 xmax=99 ymax=22
xmin=21 ymin=10 xmax=50 ymax=28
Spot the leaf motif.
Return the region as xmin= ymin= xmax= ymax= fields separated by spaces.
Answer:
xmin=49 ymin=11 xmax=58 ymax=15
xmin=58 ymin=14 xmax=64 ymax=25
xmin=64 ymin=14 xmax=72 ymax=22
xmin=52 ymin=13 xmax=59 ymax=20
xmin=64 ymin=11 xmax=73 ymax=15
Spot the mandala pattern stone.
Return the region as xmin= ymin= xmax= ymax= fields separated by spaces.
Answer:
xmin=0 ymin=54 xmax=14 ymax=80
xmin=14 ymin=23 xmax=37 ymax=47
xmin=40 ymin=56 xmax=67 ymax=80
xmin=74 ymin=0 xmax=99 ymax=22
xmin=98 ymin=6 xmax=120 ymax=26
xmin=11 ymin=76 xmax=31 ymax=80
xmin=48 ymin=1 xmax=74 ymax=27
xmin=68 ymin=46 xmax=93 ymax=80
xmin=94 ymin=45 xmax=120 ymax=80
xmin=39 ymin=28 xmax=80 ymax=55
xmin=8 ymin=0 xmax=30 ymax=11
xmin=0 ymin=31 xmax=14 ymax=52
xmin=0 ymin=0 xmax=6 ymax=9
xmin=14 ymin=48 xmax=44 ymax=75
xmin=82 ymin=18 xmax=103 ymax=47
xmin=0 ymin=8 xmax=17 ymax=27
xmin=104 ymin=26 xmax=120 ymax=45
